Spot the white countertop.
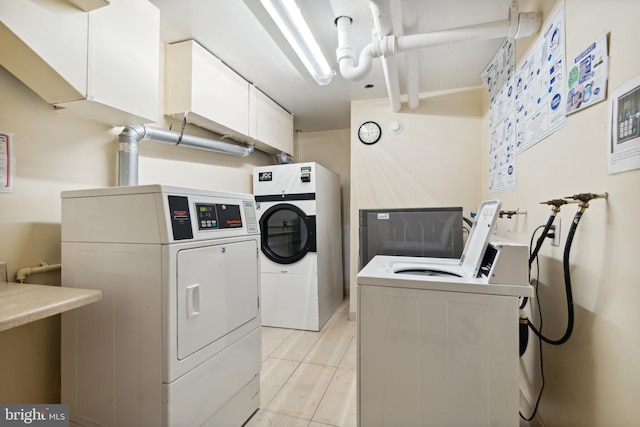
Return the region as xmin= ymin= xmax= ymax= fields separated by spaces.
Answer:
xmin=0 ymin=282 xmax=102 ymax=332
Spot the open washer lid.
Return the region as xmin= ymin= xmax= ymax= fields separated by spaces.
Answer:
xmin=459 ymin=200 xmax=502 ymax=278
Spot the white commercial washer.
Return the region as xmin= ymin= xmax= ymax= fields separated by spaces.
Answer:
xmin=253 ymin=162 xmax=343 ymax=331
xmin=61 ymin=185 xmax=261 ymax=427
xmin=356 ymin=200 xmax=534 ymax=427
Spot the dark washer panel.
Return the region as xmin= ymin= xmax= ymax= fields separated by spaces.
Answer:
xmin=217 ymin=204 xmax=243 ymax=229
xmin=168 ymin=195 xmax=193 ymax=240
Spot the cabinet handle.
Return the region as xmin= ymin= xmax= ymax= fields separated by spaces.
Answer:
xmin=187 ymin=284 xmax=200 ymax=318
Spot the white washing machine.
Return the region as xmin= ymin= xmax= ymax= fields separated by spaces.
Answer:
xmin=61 ymin=185 xmax=261 ymax=427
xmin=356 ymin=200 xmax=534 ymax=427
xmin=253 ymin=162 xmax=343 ymax=331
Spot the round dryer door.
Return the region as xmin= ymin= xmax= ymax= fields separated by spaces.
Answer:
xmin=260 ymin=203 xmax=316 ymax=264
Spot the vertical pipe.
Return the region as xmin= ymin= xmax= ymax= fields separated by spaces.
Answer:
xmin=402 ymin=0 xmax=420 ymax=109
xmin=369 ymin=0 xmax=401 ymax=112
xmin=117 ymin=126 xmax=143 ymax=187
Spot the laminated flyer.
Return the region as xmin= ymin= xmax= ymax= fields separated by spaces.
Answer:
xmin=566 ymin=33 xmax=609 ymax=115
xmin=515 ymin=1 xmax=567 ymax=153
xmin=483 ymin=38 xmax=517 ymax=193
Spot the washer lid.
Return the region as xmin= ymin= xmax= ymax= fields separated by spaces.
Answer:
xmin=459 ymin=200 xmax=502 ymax=278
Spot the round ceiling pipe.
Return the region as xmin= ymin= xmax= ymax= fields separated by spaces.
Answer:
xmin=334 ymin=0 xmax=541 ymax=113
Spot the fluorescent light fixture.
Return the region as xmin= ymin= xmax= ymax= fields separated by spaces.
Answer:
xmin=260 ymin=0 xmax=335 ymax=85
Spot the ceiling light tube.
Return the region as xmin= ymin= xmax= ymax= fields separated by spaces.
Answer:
xmin=260 ymin=0 xmax=335 ymax=85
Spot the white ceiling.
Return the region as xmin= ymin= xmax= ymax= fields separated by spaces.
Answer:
xmin=149 ymin=0 xmax=517 ymax=132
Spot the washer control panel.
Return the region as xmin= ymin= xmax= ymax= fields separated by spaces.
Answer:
xmin=196 ymin=203 xmax=242 ymax=231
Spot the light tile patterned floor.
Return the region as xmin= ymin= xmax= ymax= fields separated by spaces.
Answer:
xmin=245 ymin=299 xmax=356 ymax=427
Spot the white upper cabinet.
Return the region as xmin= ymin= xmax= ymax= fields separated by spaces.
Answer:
xmin=0 ymin=1 xmax=88 ymax=103
xmin=67 ymin=0 xmax=110 ymax=12
xmin=165 ymin=40 xmax=250 ymax=139
xmin=165 ymin=40 xmax=294 ymax=156
xmin=249 ymin=86 xmax=294 ymax=156
xmin=0 ymin=0 xmax=160 ymax=125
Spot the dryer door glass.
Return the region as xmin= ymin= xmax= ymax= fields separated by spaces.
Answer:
xmin=261 ymin=203 xmax=316 ymax=264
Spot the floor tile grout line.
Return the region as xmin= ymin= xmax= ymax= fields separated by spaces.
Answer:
xmin=307 ymin=317 xmax=354 ymax=425
xmin=259 ymin=358 xmax=302 ymax=410
xmin=263 ymin=327 xmax=295 ymax=359
xmin=258 ymin=300 xmax=352 ymax=426
xmin=308 ymin=363 xmax=340 ymax=425
xmin=336 ymin=333 xmax=355 ymax=369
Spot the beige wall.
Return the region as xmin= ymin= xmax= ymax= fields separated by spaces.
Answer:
xmin=0 ymin=65 xmax=271 ymax=403
xmin=297 ymin=129 xmax=351 ymax=294
xmin=482 ymin=1 xmax=640 ymax=425
xmin=349 ymin=89 xmax=484 ymax=317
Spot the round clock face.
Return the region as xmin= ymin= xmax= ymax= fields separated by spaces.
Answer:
xmin=358 ymin=121 xmax=381 ymax=144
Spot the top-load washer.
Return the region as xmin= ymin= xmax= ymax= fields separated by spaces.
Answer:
xmin=61 ymin=185 xmax=261 ymax=427
xmin=356 ymin=200 xmax=534 ymax=427
xmin=253 ymin=162 xmax=343 ymax=331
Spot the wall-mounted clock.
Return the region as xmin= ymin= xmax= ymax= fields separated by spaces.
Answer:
xmin=358 ymin=121 xmax=382 ymax=144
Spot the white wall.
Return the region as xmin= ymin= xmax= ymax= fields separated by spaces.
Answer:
xmin=0 ymin=65 xmax=272 ymax=403
xmin=349 ymin=88 xmax=484 ymax=317
xmin=483 ymin=1 xmax=640 ymax=425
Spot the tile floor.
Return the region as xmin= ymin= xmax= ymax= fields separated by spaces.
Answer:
xmin=245 ymin=298 xmax=356 ymax=427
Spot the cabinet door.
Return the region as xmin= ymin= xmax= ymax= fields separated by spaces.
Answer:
xmin=165 ymin=40 xmax=250 ymax=137
xmin=0 ymin=0 xmax=159 ymax=125
xmin=0 ymin=0 xmax=88 ymax=103
xmin=250 ymin=85 xmax=294 ymax=155
xmin=57 ymin=0 xmax=160 ymax=125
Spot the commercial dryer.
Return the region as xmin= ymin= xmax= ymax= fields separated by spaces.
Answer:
xmin=356 ymin=200 xmax=534 ymax=427
xmin=61 ymin=185 xmax=261 ymax=427
xmin=253 ymin=162 xmax=343 ymax=331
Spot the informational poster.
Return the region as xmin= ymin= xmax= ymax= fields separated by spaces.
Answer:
xmin=483 ymin=38 xmax=517 ymax=193
xmin=0 ymin=132 xmax=14 ymax=193
xmin=566 ymin=33 xmax=609 ymax=115
xmin=515 ymin=1 xmax=567 ymax=153
xmin=608 ymin=74 xmax=640 ymax=174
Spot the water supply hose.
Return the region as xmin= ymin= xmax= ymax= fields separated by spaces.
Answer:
xmin=527 ymin=207 xmax=581 ymax=345
xmin=520 ymin=199 xmax=571 ymax=311
xmin=527 ymin=193 xmax=608 ymax=345
xmin=529 ymin=199 xmax=569 ymax=266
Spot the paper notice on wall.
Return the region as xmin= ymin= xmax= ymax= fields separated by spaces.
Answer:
xmin=608 ymin=74 xmax=640 ymax=174
xmin=515 ymin=2 xmax=567 ymax=153
xmin=0 ymin=132 xmax=14 ymax=193
xmin=483 ymin=38 xmax=517 ymax=193
xmin=566 ymin=33 xmax=609 ymax=115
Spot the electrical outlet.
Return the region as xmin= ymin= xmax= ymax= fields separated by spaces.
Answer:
xmin=550 ymin=217 xmax=561 ymax=247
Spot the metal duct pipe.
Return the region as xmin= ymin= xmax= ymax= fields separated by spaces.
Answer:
xmin=117 ymin=125 xmax=255 ymax=187
xmin=118 ymin=126 xmax=142 ymax=187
